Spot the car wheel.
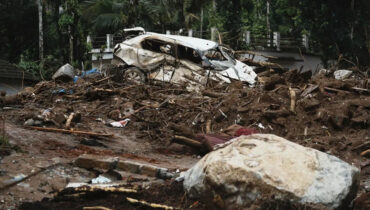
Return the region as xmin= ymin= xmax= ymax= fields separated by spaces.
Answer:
xmin=123 ymin=67 xmax=146 ymax=84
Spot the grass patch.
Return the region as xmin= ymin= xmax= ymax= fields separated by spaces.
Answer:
xmin=0 ymin=135 xmax=10 ymax=147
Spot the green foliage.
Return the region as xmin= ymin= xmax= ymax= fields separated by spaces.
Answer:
xmin=1 ymin=0 xmax=369 ymax=69
xmin=18 ymin=53 xmax=41 ymax=80
xmin=0 ymin=136 xmax=10 ymax=148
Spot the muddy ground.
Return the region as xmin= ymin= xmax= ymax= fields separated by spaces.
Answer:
xmin=0 ymin=68 xmax=369 ymax=209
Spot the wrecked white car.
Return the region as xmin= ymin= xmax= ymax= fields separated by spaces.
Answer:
xmin=111 ymin=32 xmax=257 ymax=90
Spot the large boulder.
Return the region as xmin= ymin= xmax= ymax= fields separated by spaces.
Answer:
xmin=183 ymin=134 xmax=359 ymax=209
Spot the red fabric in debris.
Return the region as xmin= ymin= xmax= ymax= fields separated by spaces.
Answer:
xmin=196 ymin=134 xmax=233 ymax=151
xmin=234 ymin=128 xmax=260 ymax=137
xmin=195 ymin=127 xmax=260 ymax=152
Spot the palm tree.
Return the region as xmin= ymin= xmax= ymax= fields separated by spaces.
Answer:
xmin=81 ymin=0 xmax=214 ymax=34
xmin=81 ymin=0 xmax=131 ymax=35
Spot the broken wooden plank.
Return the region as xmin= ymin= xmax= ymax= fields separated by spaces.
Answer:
xmin=126 ymin=197 xmax=179 ymax=210
xmin=24 ymin=126 xmax=113 ymax=137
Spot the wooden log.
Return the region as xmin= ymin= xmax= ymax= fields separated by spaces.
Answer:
xmin=173 ymin=135 xmax=203 ymax=149
xmin=25 ymin=126 xmax=113 ymax=137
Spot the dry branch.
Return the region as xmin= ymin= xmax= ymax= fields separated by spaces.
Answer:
xmin=126 ymin=197 xmax=179 ymax=210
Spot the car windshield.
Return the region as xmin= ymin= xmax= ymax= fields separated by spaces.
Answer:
xmin=204 ymin=48 xmax=227 ymax=61
xmin=219 ymin=46 xmax=235 ymax=60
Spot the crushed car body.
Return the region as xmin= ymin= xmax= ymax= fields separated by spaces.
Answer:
xmin=112 ymin=32 xmax=257 ymax=90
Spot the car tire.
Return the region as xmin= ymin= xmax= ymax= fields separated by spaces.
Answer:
xmin=122 ymin=67 xmax=146 ymax=84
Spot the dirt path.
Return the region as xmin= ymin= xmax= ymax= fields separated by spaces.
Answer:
xmin=0 ymin=121 xmax=197 ymax=209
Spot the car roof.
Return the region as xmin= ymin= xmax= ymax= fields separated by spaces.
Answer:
xmin=124 ymin=32 xmax=218 ymax=52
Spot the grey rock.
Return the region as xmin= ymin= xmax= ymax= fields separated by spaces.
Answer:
xmin=183 ymin=134 xmax=359 ymax=209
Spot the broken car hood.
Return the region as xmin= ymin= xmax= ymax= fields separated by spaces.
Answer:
xmin=209 ymin=60 xmax=257 ymax=85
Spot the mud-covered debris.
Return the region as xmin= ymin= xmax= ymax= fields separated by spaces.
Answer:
xmin=334 ymin=70 xmax=353 ymax=80
xmin=52 ymin=63 xmax=75 ymax=81
xmin=75 ymin=154 xmax=173 ymax=179
xmin=109 ymin=119 xmax=130 ymax=128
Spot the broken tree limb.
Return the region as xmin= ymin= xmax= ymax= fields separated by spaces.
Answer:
xmin=168 ymin=123 xmax=197 ymax=139
xmin=324 ymin=87 xmax=352 ymax=94
xmin=202 ymin=90 xmax=226 ymax=98
xmin=65 ymin=112 xmax=75 ymax=129
xmin=0 ymin=163 xmax=62 ymax=192
xmin=83 ymin=207 xmax=112 ymax=210
xmin=206 ymin=120 xmax=212 ymax=133
xmin=92 ymin=88 xmax=115 ymax=93
xmin=92 ymin=76 xmax=114 ymax=85
xmin=122 ymin=105 xmax=151 ymax=119
xmin=234 ymin=50 xmax=279 ymax=59
xmin=173 ymin=135 xmax=203 ymax=149
xmin=239 ymin=57 xmax=283 ymax=69
xmin=352 ymin=141 xmax=370 ymax=151
xmin=25 ymin=126 xmax=114 ymax=137
xmin=301 ymin=84 xmax=319 ymax=97
xmin=126 ymin=197 xmax=179 ymax=210
xmin=289 ymin=87 xmax=296 ymax=113
xmin=351 ymin=87 xmax=370 ymax=93
xmin=60 ymin=185 xmax=137 ymax=195
xmin=360 ymin=149 xmax=370 ymax=157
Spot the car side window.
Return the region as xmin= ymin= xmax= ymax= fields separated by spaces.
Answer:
xmin=141 ymin=39 xmax=174 ymax=56
xmin=177 ymin=44 xmax=202 ymax=64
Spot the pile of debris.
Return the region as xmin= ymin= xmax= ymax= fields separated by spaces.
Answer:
xmin=0 ymin=62 xmax=369 ymax=209
xmin=0 ymin=65 xmax=369 ymax=155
